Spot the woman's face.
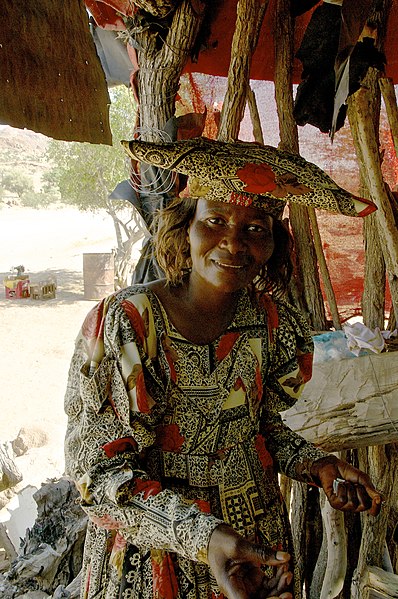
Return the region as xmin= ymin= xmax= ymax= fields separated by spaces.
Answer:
xmin=187 ymin=199 xmax=274 ymax=294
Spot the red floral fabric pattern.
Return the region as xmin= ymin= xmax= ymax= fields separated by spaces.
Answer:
xmin=233 ymin=376 xmax=246 ymax=392
xmin=194 ymin=499 xmax=211 ymax=514
xmin=82 ymin=299 xmax=106 ymax=341
xmin=162 ymin=335 xmax=178 ymax=383
xmin=121 ymin=300 xmax=147 ymax=346
xmin=216 ymin=332 xmax=240 ymax=361
xmin=127 ymin=364 xmax=152 ymax=413
xmin=297 ymin=351 xmax=313 ymax=383
xmin=236 ymin=162 xmax=277 ymax=193
xmin=255 ymin=434 xmax=273 ymax=470
xmin=133 ymin=478 xmax=162 ymax=500
xmin=156 ymin=424 xmax=185 ymax=452
xmin=152 ymin=551 xmax=179 ymax=599
xmin=102 ymin=437 xmax=138 ymax=458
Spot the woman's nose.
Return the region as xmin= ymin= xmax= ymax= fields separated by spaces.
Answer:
xmin=220 ymin=226 xmax=247 ymax=253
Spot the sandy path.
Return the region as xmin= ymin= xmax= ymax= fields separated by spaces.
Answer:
xmin=0 ymin=205 xmax=120 ymax=485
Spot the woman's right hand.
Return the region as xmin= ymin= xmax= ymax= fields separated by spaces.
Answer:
xmin=207 ymin=524 xmax=293 ymax=599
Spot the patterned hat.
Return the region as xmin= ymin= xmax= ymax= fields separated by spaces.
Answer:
xmin=121 ymin=136 xmax=376 ymax=219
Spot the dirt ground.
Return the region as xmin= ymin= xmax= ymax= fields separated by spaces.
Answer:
xmin=0 ymin=205 xmax=127 ymax=488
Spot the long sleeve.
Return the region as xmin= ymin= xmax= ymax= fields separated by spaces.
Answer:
xmin=64 ymin=289 xmax=222 ymax=563
xmin=260 ymin=298 xmax=329 ymax=482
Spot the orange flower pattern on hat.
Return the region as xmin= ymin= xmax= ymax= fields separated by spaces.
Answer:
xmin=236 ymin=162 xmax=277 ymax=193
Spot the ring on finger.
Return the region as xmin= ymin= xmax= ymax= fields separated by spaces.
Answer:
xmin=333 ymin=477 xmax=346 ymax=494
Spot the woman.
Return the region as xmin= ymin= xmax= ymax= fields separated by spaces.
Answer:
xmin=65 ymin=138 xmax=381 ymax=599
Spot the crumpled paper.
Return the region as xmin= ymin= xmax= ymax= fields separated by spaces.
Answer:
xmin=343 ymin=322 xmax=397 ymax=356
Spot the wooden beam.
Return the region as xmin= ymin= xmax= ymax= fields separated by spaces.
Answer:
xmin=353 ymin=565 xmax=398 ymax=598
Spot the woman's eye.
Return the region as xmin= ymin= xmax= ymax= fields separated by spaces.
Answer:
xmin=207 ymin=217 xmax=225 ymax=225
xmin=247 ymin=224 xmax=266 ymax=232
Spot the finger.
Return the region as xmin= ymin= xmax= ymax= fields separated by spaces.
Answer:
xmin=276 ymin=571 xmax=293 ymax=593
xmin=358 ymin=480 xmax=383 ymax=515
xmin=330 ymin=479 xmax=348 ymax=509
xmin=354 ymin=484 xmax=373 ymax=512
xmin=263 ymin=550 xmax=291 ymax=567
xmin=345 ymin=482 xmax=360 ymax=511
xmin=369 ymin=492 xmax=383 ymax=516
xmin=263 ymin=565 xmax=289 ymax=591
xmin=219 ymin=574 xmax=249 ymax=599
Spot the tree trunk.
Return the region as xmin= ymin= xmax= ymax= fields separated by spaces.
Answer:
xmin=363 ymin=212 xmax=386 ymax=329
xmin=308 ymin=207 xmax=342 ymax=330
xmin=136 ymin=0 xmax=204 ymax=135
xmin=319 ymin=490 xmax=347 ymax=599
xmin=352 ymin=444 xmax=398 ymax=597
xmin=355 ymin=565 xmax=398 ymax=598
xmin=247 ymin=87 xmax=264 ymax=144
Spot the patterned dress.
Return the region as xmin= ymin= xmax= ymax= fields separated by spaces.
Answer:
xmin=64 ymin=285 xmax=328 ymax=599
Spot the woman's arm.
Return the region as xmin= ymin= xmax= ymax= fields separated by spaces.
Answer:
xmin=64 ymin=293 xmax=222 ymax=562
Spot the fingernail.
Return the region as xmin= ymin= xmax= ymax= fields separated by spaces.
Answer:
xmin=275 ymin=551 xmax=288 ymax=561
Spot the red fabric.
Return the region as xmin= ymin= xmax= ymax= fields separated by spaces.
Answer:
xmin=121 ymin=300 xmax=147 ymax=346
xmin=85 ymin=0 xmax=127 ymax=30
xmin=135 ymin=368 xmax=151 ymax=413
xmin=216 ymin=332 xmax=240 ymax=361
xmin=237 ymin=163 xmax=277 ymax=193
xmin=102 ymin=436 xmax=138 ymax=457
xmin=194 ymin=499 xmax=211 ymax=513
xmin=255 ymin=433 xmax=273 ymax=469
xmin=133 ymin=478 xmax=162 ymax=499
xmin=152 ymin=552 xmax=179 ymax=599
xmin=259 ymin=294 xmax=279 ymax=344
xmin=86 ymin=0 xmax=398 ymax=82
xmin=297 ymin=352 xmax=313 ymax=383
xmin=156 ymin=424 xmax=185 ymax=452
xmin=82 ymin=299 xmax=106 ymax=340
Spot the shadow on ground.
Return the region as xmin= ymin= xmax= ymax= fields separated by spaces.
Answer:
xmin=0 ymin=268 xmax=100 ymax=307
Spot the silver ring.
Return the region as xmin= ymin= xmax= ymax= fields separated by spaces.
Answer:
xmin=333 ymin=477 xmax=346 ymax=494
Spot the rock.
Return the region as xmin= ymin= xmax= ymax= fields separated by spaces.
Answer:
xmin=12 ymin=429 xmax=48 ymax=458
xmin=0 ymin=442 xmax=22 ymax=492
xmin=6 ymin=478 xmax=87 ymax=595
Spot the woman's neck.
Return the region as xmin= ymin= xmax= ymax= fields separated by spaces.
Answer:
xmin=149 ymin=278 xmax=241 ymax=345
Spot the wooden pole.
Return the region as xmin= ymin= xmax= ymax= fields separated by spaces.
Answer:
xmin=352 ymin=444 xmax=398 ymax=598
xmin=217 ymin=0 xmax=268 ymax=142
xmin=379 ymin=77 xmax=398 ymax=158
xmin=308 ymin=207 xmax=342 ymax=330
xmin=247 ymin=86 xmax=264 ymax=144
xmin=273 ymin=0 xmax=329 ymax=332
xmin=348 ymin=76 xmax=398 ymax=323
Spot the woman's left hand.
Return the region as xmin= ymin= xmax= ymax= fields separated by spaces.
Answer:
xmin=310 ymin=456 xmax=383 ymax=516
xmin=208 ymin=524 xmax=293 ymax=599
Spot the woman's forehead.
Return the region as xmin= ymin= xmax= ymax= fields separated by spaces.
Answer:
xmin=195 ymin=198 xmax=273 ymax=221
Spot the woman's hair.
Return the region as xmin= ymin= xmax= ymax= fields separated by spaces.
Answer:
xmin=153 ymin=196 xmax=293 ymax=296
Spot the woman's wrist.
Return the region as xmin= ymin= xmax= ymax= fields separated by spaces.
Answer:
xmin=309 ymin=454 xmax=340 ymax=486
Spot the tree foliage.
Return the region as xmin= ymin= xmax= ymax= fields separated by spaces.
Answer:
xmin=2 ymin=169 xmax=34 ymax=199
xmin=43 ymin=86 xmax=137 ymax=212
